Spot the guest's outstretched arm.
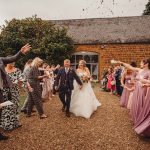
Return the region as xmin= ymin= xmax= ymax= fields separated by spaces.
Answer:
xmin=2 ymin=43 xmax=31 ymax=65
xmin=121 ymin=71 xmax=126 ymax=87
xmin=117 ymin=61 xmax=140 ymax=72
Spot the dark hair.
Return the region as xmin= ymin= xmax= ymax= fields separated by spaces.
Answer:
xmin=130 ymin=61 xmax=137 ymax=67
xmin=108 ymin=67 xmax=113 ymax=73
xmin=142 ymin=58 xmax=150 ymax=69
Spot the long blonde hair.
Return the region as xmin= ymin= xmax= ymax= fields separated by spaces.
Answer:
xmin=79 ymin=60 xmax=86 ymax=66
xmin=31 ymin=57 xmax=43 ymax=67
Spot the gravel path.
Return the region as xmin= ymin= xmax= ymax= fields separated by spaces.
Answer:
xmin=1 ymin=86 xmax=150 ymax=150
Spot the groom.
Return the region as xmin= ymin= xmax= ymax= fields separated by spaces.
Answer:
xmin=55 ymin=59 xmax=83 ymax=117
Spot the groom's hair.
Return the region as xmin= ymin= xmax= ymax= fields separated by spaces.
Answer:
xmin=64 ymin=59 xmax=70 ymax=63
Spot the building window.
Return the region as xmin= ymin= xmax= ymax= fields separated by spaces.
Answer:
xmin=71 ymin=52 xmax=99 ymax=80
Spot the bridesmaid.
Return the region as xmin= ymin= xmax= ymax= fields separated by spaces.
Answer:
xmin=134 ymin=74 xmax=150 ymax=136
xmin=118 ymin=58 xmax=150 ymax=125
xmin=120 ymin=62 xmax=137 ymax=108
xmin=120 ymin=69 xmax=135 ymax=108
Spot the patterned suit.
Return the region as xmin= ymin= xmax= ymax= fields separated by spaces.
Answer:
xmin=27 ymin=66 xmax=44 ymax=116
xmin=55 ymin=67 xmax=82 ymax=112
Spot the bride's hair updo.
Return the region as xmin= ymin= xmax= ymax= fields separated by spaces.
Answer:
xmin=79 ymin=60 xmax=86 ymax=67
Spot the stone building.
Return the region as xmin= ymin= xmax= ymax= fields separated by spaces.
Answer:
xmin=51 ymin=16 xmax=150 ymax=80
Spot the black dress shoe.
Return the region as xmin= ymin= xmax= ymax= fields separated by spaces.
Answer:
xmin=0 ymin=133 xmax=9 ymax=141
xmin=66 ymin=112 xmax=70 ymax=117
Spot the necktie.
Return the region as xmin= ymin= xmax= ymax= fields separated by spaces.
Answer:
xmin=65 ymin=68 xmax=69 ymax=74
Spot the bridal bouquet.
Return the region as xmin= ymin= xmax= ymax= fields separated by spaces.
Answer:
xmin=81 ymin=75 xmax=90 ymax=83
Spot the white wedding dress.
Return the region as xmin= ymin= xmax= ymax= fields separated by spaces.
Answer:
xmin=70 ymin=72 xmax=101 ymax=119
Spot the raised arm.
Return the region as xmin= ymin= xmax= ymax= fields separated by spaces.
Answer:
xmin=2 ymin=44 xmax=31 ymax=65
xmin=118 ymin=61 xmax=140 ymax=72
xmin=120 ymin=70 xmax=126 ymax=87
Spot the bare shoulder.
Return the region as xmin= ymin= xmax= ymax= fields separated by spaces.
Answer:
xmin=85 ymin=67 xmax=89 ymax=71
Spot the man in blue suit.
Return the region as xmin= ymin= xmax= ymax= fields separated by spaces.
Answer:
xmin=55 ymin=59 xmax=83 ymax=117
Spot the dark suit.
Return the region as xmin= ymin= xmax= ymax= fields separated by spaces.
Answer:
xmin=55 ymin=67 xmax=82 ymax=112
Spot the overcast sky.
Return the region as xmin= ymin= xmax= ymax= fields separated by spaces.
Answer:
xmin=0 ymin=0 xmax=148 ymax=26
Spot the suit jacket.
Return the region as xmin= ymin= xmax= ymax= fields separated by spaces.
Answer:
xmin=0 ymin=51 xmax=23 ymax=103
xmin=55 ymin=67 xmax=82 ymax=91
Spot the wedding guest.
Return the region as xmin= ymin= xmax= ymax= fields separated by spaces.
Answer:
xmin=49 ymin=66 xmax=55 ymax=96
xmin=0 ymin=44 xmax=31 ymax=137
xmin=42 ymin=64 xmax=52 ymax=101
xmin=21 ymin=59 xmax=33 ymax=113
xmin=53 ymin=64 xmax=61 ymax=94
xmin=118 ymin=58 xmax=150 ymax=125
xmin=0 ymin=61 xmax=24 ymax=130
xmin=114 ymin=65 xmax=123 ymax=96
xmin=27 ymin=57 xmax=47 ymax=119
xmin=107 ymin=67 xmax=116 ymax=94
xmin=0 ymin=104 xmax=8 ymax=141
xmin=101 ymin=68 xmax=108 ymax=91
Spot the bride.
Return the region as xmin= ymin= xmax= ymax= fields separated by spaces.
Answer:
xmin=70 ymin=60 xmax=101 ymax=119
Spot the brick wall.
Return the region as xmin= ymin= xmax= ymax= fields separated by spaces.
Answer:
xmin=75 ymin=44 xmax=150 ymax=79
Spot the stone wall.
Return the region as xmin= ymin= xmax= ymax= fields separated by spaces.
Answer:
xmin=75 ymin=44 xmax=150 ymax=79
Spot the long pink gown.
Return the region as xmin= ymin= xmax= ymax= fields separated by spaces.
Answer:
xmin=120 ymin=74 xmax=134 ymax=108
xmin=134 ymin=72 xmax=150 ymax=136
xmin=127 ymin=92 xmax=134 ymax=109
xmin=131 ymin=70 xmax=150 ymax=125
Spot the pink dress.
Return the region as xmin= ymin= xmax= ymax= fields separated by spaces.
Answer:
xmin=107 ymin=73 xmax=115 ymax=91
xmin=131 ymin=70 xmax=150 ymax=125
xmin=133 ymin=71 xmax=150 ymax=136
xmin=42 ymin=77 xmax=51 ymax=100
xmin=127 ymin=92 xmax=134 ymax=109
xmin=120 ymin=74 xmax=134 ymax=108
xmin=134 ymin=86 xmax=150 ymax=136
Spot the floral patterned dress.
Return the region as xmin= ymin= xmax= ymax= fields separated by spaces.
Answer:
xmin=0 ymin=68 xmax=24 ymax=130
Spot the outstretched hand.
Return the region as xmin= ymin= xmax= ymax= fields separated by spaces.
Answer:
xmin=20 ymin=43 xmax=31 ymax=54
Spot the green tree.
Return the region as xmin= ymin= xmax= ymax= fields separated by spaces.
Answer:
xmin=0 ymin=16 xmax=74 ymax=68
xmin=143 ymin=0 xmax=150 ymax=15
